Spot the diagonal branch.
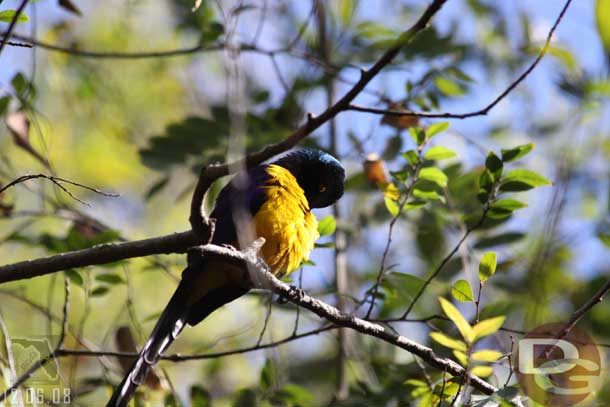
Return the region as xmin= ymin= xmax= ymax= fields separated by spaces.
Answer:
xmin=189 ymin=0 xmax=449 ymax=236
xmin=0 ymin=0 xmax=29 ymax=57
xmin=347 ymin=0 xmax=573 ymax=120
xmin=186 ymin=243 xmax=497 ymax=395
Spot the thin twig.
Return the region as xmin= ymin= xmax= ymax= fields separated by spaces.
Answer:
xmin=0 ymin=173 xmax=119 ymax=206
xmin=0 ymin=0 xmax=30 ymax=57
xmin=347 ymin=0 xmax=573 ymax=120
xmin=401 ymin=209 xmax=488 ymax=319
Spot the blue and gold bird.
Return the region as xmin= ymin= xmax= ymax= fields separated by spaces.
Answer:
xmin=107 ymin=148 xmax=345 ymax=406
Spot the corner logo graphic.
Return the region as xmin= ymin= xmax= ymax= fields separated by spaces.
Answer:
xmin=12 ymin=336 xmax=60 ymax=384
xmin=515 ymin=323 xmax=602 ymax=406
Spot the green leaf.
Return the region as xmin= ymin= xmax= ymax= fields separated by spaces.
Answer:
xmin=201 ymin=21 xmax=224 ymax=43
xmin=0 ymin=96 xmax=10 ymax=117
xmin=453 ymin=350 xmax=468 ymax=366
xmin=596 ymin=0 xmax=610 ymax=52
xmin=451 ymin=279 xmax=474 ymax=302
xmin=338 ymin=0 xmax=355 ymax=26
xmin=0 ymin=10 xmax=30 ymax=24
xmin=260 ymin=358 xmax=277 ymax=391
xmin=65 ymin=270 xmax=83 ymax=287
xmin=472 ymin=316 xmax=505 ymax=341
xmin=424 ymin=146 xmax=456 ymax=160
xmin=478 ymin=252 xmax=497 ymax=284
xmin=95 ymin=273 xmax=124 ymax=285
xmin=384 ymin=196 xmax=400 ymax=217
xmin=317 ymin=216 xmax=336 ymax=236
xmin=499 ymin=169 xmax=551 ymax=192
xmin=488 ymin=198 xmax=528 ymax=219
xmin=90 ymin=286 xmax=110 ymax=297
xmin=402 ymin=149 xmax=420 ymax=166
xmin=435 ymin=77 xmax=464 ymax=96
xmin=426 ymin=122 xmax=450 ymax=138
xmin=501 ymin=143 xmax=534 ymax=162
xmin=474 ymin=232 xmax=526 ymax=249
xmin=383 ymin=272 xmax=425 ymax=302
xmin=430 ymin=332 xmax=467 ymax=351
xmin=472 ymin=350 xmax=503 ymax=362
xmin=471 ymin=365 xmax=494 ymax=378
xmin=419 ymin=167 xmax=448 ymax=187
xmin=409 ymin=127 xmax=426 ymax=146
xmin=439 ymin=297 xmax=473 ymax=343
xmin=190 ymin=385 xmax=212 ymax=407
xmin=413 ymin=188 xmax=442 ymax=201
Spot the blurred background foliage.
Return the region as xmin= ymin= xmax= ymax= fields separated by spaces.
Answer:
xmin=0 ymin=0 xmax=609 ymax=405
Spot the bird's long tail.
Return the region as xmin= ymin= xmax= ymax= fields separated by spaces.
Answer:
xmin=105 ymin=274 xmax=190 ymax=407
xmin=106 ymin=261 xmax=249 ymax=407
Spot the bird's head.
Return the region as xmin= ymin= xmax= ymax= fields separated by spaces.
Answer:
xmin=273 ymin=148 xmax=345 ymax=208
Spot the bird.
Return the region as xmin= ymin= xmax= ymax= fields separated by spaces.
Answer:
xmin=107 ymin=148 xmax=345 ymax=406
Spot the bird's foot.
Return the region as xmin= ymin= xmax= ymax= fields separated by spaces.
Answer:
xmin=289 ymin=285 xmax=307 ymax=301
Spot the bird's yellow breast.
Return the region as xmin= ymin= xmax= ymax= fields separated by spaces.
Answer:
xmin=254 ymin=164 xmax=319 ymax=277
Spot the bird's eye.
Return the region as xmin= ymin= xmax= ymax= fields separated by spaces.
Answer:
xmin=319 ymin=185 xmax=327 ymax=193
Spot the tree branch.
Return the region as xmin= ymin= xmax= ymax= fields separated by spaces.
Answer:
xmin=0 ymin=0 xmax=29 ymax=57
xmin=0 ymin=231 xmax=197 ymax=283
xmin=189 ymin=0 xmax=449 ymax=235
xmin=347 ymin=0 xmax=573 ymax=120
xmin=184 ymin=243 xmax=497 ymax=395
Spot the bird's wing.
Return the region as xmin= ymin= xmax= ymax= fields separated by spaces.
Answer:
xmin=208 ymin=165 xmax=270 ymax=245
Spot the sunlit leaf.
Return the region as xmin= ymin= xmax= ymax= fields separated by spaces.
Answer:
xmin=472 ymin=316 xmax=505 ymax=341
xmin=430 ymin=332 xmax=467 ymax=351
xmin=317 ymin=216 xmax=336 ymax=236
xmin=478 ymin=252 xmax=497 ymax=284
xmin=488 ymin=198 xmax=528 ymax=219
xmin=596 ymin=0 xmax=610 ymax=52
xmin=0 ymin=10 xmax=30 ymax=24
xmin=471 ymin=365 xmax=494 ymax=378
xmin=499 ymin=169 xmax=551 ymax=191
xmin=451 ymin=279 xmax=474 ymax=302
xmin=472 ymin=350 xmax=503 ymax=362
xmin=453 ymin=350 xmax=468 ymax=366
xmin=419 ymin=167 xmax=448 ymax=187
xmin=424 ymin=146 xmax=456 ymax=160
xmin=426 ymin=122 xmax=450 ymax=138
xmin=435 ymin=77 xmax=464 ymax=96
xmin=439 ymin=297 xmax=473 ymax=343
xmin=384 ymin=196 xmax=400 ymax=217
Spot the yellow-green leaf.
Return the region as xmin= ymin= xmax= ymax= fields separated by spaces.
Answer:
xmin=478 ymin=252 xmax=497 ymax=284
xmin=451 ymin=279 xmax=474 ymax=302
xmin=429 ymin=332 xmax=467 ymax=352
xmin=472 ymin=350 xmax=503 ymax=362
xmin=435 ymin=77 xmax=464 ymax=96
xmin=472 ymin=316 xmax=505 ymax=341
xmin=0 ymin=10 xmax=30 ymax=24
xmin=384 ymin=196 xmax=400 ymax=217
xmin=424 ymin=146 xmax=456 ymax=160
xmin=470 ymin=365 xmax=494 ymax=378
xmin=439 ymin=297 xmax=473 ymax=343
xmin=419 ymin=167 xmax=448 ymax=187
xmin=426 ymin=122 xmax=450 ymax=138
xmin=499 ymin=169 xmax=551 ymax=192
xmin=317 ymin=216 xmax=336 ymax=236
xmin=596 ymin=0 xmax=610 ymax=53
xmin=453 ymin=350 xmax=468 ymax=366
